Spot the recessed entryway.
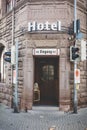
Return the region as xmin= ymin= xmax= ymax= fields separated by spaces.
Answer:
xmin=34 ymin=57 xmax=59 ymax=106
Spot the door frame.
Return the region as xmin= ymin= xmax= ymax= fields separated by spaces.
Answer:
xmin=33 ymin=56 xmax=59 ymax=106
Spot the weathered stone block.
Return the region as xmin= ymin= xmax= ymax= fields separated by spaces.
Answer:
xmin=2 ymin=100 xmax=8 ymax=105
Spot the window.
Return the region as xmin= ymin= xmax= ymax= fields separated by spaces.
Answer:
xmin=41 ymin=65 xmax=54 ymax=81
xmin=6 ymin=0 xmax=14 ymax=12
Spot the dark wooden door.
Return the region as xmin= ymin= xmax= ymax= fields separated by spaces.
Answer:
xmin=34 ymin=57 xmax=59 ymax=105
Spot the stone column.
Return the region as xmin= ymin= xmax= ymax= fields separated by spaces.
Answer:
xmin=21 ymin=40 xmax=34 ymax=111
xmin=59 ymin=49 xmax=71 ymax=112
xmin=23 ymin=56 xmax=34 ymax=110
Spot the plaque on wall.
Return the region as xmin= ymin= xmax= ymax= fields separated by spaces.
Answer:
xmin=33 ymin=48 xmax=60 ymax=56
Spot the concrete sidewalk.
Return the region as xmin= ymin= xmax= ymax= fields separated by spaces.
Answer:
xmin=0 ymin=104 xmax=87 ymax=130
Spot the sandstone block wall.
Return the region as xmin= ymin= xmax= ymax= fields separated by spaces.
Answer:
xmin=0 ymin=0 xmax=86 ymax=110
xmin=0 ymin=83 xmax=12 ymax=107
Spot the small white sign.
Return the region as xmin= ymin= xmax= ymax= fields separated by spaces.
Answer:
xmin=81 ymin=40 xmax=86 ymax=61
xmin=13 ymin=70 xmax=16 ymax=84
xmin=75 ymin=69 xmax=80 ymax=84
xmin=33 ymin=48 xmax=60 ymax=56
xmin=11 ymin=45 xmax=16 ymax=65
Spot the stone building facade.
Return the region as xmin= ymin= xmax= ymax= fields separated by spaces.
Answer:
xmin=0 ymin=0 xmax=87 ymax=111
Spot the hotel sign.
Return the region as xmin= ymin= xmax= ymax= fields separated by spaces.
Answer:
xmin=33 ymin=48 xmax=60 ymax=56
xmin=28 ymin=21 xmax=61 ymax=32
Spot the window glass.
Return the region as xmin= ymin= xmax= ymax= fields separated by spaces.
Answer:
xmin=6 ymin=0 xmax=14 ymax=12
xmin=41 ymin=65 xmax=54 ymax=81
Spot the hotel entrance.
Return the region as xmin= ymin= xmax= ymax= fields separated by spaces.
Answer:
xmin=34 ymin=57 xmax=59 ymax=106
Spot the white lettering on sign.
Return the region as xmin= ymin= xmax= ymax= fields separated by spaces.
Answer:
xmin=33 ymin=49 xmax=60 ymax=56
xmin=28 ymin=21 xmax=61 ymax=32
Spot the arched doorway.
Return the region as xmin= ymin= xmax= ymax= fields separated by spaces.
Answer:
xmin=0 ymin=40 xmax=7 ymax=83
xmin=0 ymin=44 xmax=5 ymax=82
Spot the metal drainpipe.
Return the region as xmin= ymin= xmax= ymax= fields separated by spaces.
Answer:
xmin=12 ymin=2 xmax=19 ymax=113
xmin=73 ymin=0 xmax=78 ymax=114
xmin=11 ymin=7 xmax=15 ymax=109
xmin=14 ymin=39 xmax=19 ymax=113
xmin=3 ymin=54 xmax=4 ymax=83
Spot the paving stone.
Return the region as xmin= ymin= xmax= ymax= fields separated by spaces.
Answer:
xmin=0 ymin=104 xmax=87 ymax=130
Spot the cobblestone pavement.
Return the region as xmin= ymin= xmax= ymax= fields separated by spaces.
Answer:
xmin=0 ymin=104 xmax=87 ymax=130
